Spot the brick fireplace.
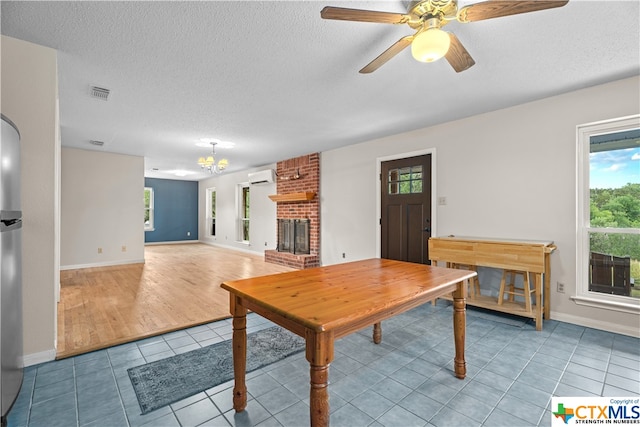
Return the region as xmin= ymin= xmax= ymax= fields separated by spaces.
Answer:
xmin=265 ymin=153 xmax=320 ymax=269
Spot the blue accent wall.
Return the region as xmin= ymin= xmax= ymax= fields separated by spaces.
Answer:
xmin=145 ymin=178 xmax=198 ymax=243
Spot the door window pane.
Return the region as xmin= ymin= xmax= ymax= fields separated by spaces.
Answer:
xmin=388 ymin=165 xmax=423 ymax=195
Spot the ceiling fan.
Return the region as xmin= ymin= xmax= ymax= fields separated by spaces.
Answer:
xmin=320 ymin=0 xmax=569 ymax=73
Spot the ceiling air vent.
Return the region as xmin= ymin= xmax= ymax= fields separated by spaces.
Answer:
xmin=90 ymin=86 xmax=110 ymax=101
xmin=89 ymin=140 xmax=104 ymax=146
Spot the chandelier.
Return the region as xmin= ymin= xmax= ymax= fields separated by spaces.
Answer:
xmin=197 ymin=142 xmax=228 ymax=174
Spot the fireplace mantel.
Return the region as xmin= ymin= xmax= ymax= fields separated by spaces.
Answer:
xmin=268 ymin=192 xmax=316 ymax=203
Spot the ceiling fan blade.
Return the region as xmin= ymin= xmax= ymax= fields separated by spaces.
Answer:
xmin=444 ymin=33 xmax=475 ymax=73
xmin=359 ymin=36 xmax=413 ymax=74
xmin=321 ymin=6 xmax=410 ymax=24
xmin=457 ymin=1 xmax=569 ymax=23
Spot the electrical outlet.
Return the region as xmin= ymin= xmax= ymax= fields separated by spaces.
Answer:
xmin=438 ymin=196 xmax=447 ymax=206
xmin=121 ymin=246 xmax=127 ymax=252
xmin=97 ymin=247 xmax=102 ymax=254
xmin=187 ymin=231 xmax=191 ymax=236
xmin=557 ymin=282 xmax=565 ymax=293
xmin=342 ymin=253 xmax=346 ymax=259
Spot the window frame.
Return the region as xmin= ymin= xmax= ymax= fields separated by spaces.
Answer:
xmin=574 ymin=114 xmax=640 ymax=314
xmin=237 ymin=183 xmax=250 ymax=243
xmin=144 ymin=187 xmax=154 ymax=231
xmin=206 ymin=187 xmax=216 ymax=237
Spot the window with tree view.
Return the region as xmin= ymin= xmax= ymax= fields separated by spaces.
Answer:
xmin=144 ymin=187 xmax=154 ymax=231
xmin=388 ymin=165 xmax=423 ymax=195
xmin=579 ymin=118 xmax=640 ymax=304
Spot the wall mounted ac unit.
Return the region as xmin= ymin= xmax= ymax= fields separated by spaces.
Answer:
xmin=248 ymin=169 xmax=276 ymax=185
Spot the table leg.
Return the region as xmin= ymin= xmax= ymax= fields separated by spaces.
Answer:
xmin=534 ymin=273 xmax=543 ymax=331
xmin=230 ymin=295 xmax=248 ymax=412
xmin=373 ymin=322 xmax=382 ymax=344
xmin=452 ymin=279 xmax=467 ymax=380
xmin=544 ymin=253 xmax=551 ymax=320
xmin=306 ymin=330 xmax=334 ymax=427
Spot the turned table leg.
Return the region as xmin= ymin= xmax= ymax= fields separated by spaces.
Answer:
xmin=306 ymin=330 xmax=334 ymax=427
xmin=230 ymin=296 xmax=248 ymax=412
xmin=452 ymin=279 xmax=467 ymax=380
xmin=373 ymin=322 xmax=382 ymax=344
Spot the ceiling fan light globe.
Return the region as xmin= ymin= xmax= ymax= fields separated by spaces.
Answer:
xmin=411 ymin=28 xmax=451 ymax=63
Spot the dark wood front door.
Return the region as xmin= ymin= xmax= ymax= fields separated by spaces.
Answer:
xmin=381 ymin=154 xmax=432 ymax=264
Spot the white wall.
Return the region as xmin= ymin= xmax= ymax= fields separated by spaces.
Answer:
xmin=321 ymin=76 xmax=640 ymax=337
xmin=199 ymin=165 xmax=277 ymax=254
xmin=60 ymin=148 xmax=145 ymax=268
xmin=1 ymin=35 xmax=59 ymax=361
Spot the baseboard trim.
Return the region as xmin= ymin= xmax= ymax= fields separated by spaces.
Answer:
xmin=200 ymin=240 xmax=265 ymax=256
xmin=22 ymin=348 xmax=56 ymax=367
xmin=60 ymin=259 xmax=145 ymax=271
xmin=550 ymin=311 xmax=640 ymax=338
xmin=145 ymin=240 xmax=198 ymax=246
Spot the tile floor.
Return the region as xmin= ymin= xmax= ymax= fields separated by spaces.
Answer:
xmin=6 ymin=301 xmax=640 ymax=427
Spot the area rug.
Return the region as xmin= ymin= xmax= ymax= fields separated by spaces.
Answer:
xmin=128 ymin=326 xmax=305 ymax=414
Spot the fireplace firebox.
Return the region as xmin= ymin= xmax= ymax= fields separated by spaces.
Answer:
xmin=277 ymin=219 xmax=310 ymax=254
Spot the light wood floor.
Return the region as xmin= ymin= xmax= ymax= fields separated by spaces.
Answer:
xmin=57 ymin=243 xmax=293 ymax=359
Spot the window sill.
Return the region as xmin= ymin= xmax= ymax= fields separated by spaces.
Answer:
xmin=571 ymin=294 xmax=639 ymax=315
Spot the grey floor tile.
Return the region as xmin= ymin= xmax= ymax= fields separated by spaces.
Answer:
xmin=33 ymin=364 xmax=74 ymax=389
xmin=497 ymin=395 xmax=545 ymax=425
xmin=247 ymin=372 xmax=282 ymax=398
xmin=445 ymin=392 xmax=492 ymax=423
xmin=28 ymin=392 xmax=76 ymax=425
xmin=166 ymin=334 xmax=197 ymax=349
xmin=416 ymin=379 xmax=458 ymax=405
xmin=139 ymin=340 xmax=172 ymax=357
xmin=144 ymin=349 xmax=176 ymax=362
xmin=174 ymin=398 xmax=221 ymax=427
xmin=570 ymin=352 xmax=609 ymax=372
xmin=253 ymin=385 xmax=299 ymax=415
xmin=389 ymin=365 xmax=428 ymax=389
xmin=605 ymin=372 xmax=640 ymax=394
xmin=459 ymin=379 xmax=504 ymax=407
xmin=272 ymin=401 xmax=310 ymax=427
xmin=170 ymin=391 xmax=209 ymax=411
xmin=74 ymin=354 xmax=111 ymax=376
xmin=222 ymin=399 xmax=271 ymax=427
xmin=375 ymin=404 xmax=427 ymax=427
xmin=81 ymin=407 xmax=128 ymax=427
xmin=398 ymin=391 xmax=444 ymax=422
xmin=565 ymin=362 xmax=606 ymax=382
xmin=560 ymin=371 xmax=604 ymax=395
xmin=31 ymin=377 xmax=75 ymax=404
xmin=483 ymin=408 xmax=534 ymax=427
xmin=350 ymin=389 xmax=395 ymax=420
xmin=199 ymin=414 xmax=233 ymax=426
xmin=553 ymin=382 xmax=599 ymax=397
xmin=371 ymin=377 xmax=413 ymax=404
xmin=430 ymin=405 xmax=481 ymax=427
xmin=508 ymin=380 xmax=552 ymax=410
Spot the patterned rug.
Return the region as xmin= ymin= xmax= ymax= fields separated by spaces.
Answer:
xmin=128 ymin=326 xmax=305 ymax=414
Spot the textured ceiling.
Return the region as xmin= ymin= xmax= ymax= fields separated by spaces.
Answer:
xmin=2 ymin=1 xmax=639 ymax=180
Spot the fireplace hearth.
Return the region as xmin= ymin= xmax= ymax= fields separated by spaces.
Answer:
xmin=277 ymin=219 xmax=310 ymax=255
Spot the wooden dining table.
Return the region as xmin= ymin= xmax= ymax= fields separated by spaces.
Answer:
xmin=220 ymin=258 xmax=476 ymax=426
